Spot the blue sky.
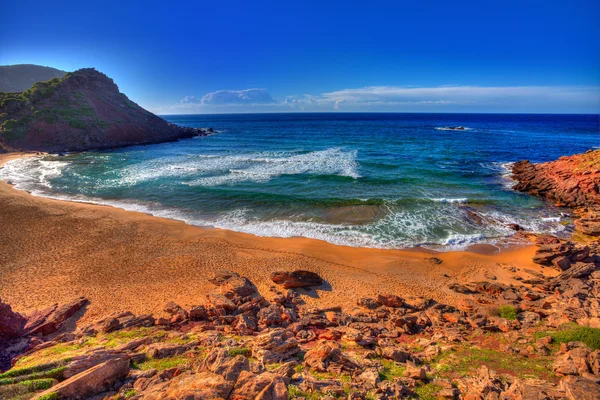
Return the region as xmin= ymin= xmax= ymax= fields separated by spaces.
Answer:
xmin=2 ymin=0 xmax=599 ymax=113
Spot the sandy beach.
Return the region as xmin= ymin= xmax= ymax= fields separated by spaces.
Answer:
xmin=0 ymin=153 xmax=554 ymax=323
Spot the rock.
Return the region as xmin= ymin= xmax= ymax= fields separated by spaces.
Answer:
xmin=64 ymin=349 xmax=129 ymax=378
xmin=270 ymin=270 xmax=323 ymax=289
xmin=253 ymin=328 xmax=299 ymax=364
xmin=403 ymin=363 xmax=427 ymax=381
xmin=379 ymin=347 xmax=411 ymax=363
xmin=0 ymin=298 xmax=26 ymax=339
xmin=552 ymin=256 xmax=572 ymax=271
xmin=560 ymin=375 xmax=600 ymax=399
xmin=304 ymin=340 xmax=361 ymax=373
xmin=356 ymin=367 xmax=380 ymax=389
xmin=209 ymin=270 xmax=258 ymax=299
xmin=357 ymin=297 xmax=382 ymax=310
xmin=163 ymin=301 xmax=189 ymax=321
xmin=230 ymin=370 xmax=288 ymax=399
xmin=511 ymin=152 xmax=600 ymax=210
xmin=147 ymin=342 xmax=194 ymax=359
xmin=138 ymin=371 xmax=234 ymax=399
xmin=575 ymin=213 xmax=600 ymax=236
xmin=34 ymin=357 xmax=129 ymax=399
xmin=553 ymin=347 xmax=591 ymax=376
xmin=377 ymin=294 xmax=404 ymax=308
xmin=25 ymin=297 xmax=88 ymax=336
xmin=199 ymin=348 xmax=250 ymax=382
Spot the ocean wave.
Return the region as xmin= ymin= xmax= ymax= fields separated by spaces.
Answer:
xmin=185 ymin=148 xmax=360 ymax=186
xmin=430 ymin=197 xmax=468 ymax=204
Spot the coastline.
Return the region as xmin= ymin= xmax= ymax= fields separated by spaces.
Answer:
xmin=0 ymin=152 xmax=551 ymax=322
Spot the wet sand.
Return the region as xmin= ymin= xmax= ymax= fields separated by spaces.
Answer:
xmin=0 ymin=153 xmax=555 ymax=322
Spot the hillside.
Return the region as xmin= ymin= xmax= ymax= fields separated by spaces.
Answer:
xmin=0 ymin=64 xmax=66 ymax=93
xmin=0 ymin=68 xmax=207 ymax=152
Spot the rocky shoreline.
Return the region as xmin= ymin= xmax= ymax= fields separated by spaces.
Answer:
xmin=0 ymin=151 xmax=598 ymax=399
xmin=512 ymin=149 xmax=600 ymax=237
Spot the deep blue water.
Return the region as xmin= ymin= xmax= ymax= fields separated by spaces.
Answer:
xmin=2 ymin=113 xmax=599 ymax=249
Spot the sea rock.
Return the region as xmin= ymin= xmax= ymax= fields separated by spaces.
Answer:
xmin=270 ymin=270 xmax=323 ymax=289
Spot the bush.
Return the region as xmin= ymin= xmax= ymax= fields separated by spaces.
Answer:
xmin=498 ymin=305 xmax=517 ymax=320
xmin=228 ymin=348 xmax=251 ymax=357
xmin=549 ymin=325 xmax=600 ymax=350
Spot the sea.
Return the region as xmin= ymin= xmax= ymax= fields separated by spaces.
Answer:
xmin=2 ymin=113 xmax=598 ymax=250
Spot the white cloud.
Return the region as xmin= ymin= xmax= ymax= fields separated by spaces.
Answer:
xmin=153 ymin=85 xmax=600 ymax=114
xmin=200 ymin=88 xmax=275 ymax=105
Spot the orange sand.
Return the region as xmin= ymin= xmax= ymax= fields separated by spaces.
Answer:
xmin=0 ymin=153 xmax=555 ymax=322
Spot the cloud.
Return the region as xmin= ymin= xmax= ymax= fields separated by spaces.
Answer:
xmin=200 ymin=88 xmax=275 ymax=105
xmin=153 ymin=85 xmax=600 ymax=114
xmin=180 ymin=96 xmax=201 ymax=104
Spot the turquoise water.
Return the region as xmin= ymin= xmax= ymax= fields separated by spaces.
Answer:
xmin=2 ymin=113 xmax=598 ymax=249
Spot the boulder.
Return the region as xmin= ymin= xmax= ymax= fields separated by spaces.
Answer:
xmin=270 ymin=270 xmax=323 ymax=289
xmin=198 ymin=348 xmax=250 ymax=382
xmin=560 ymin=375 xmax=600 ymax=400
xmin=0 ymin=298 xmax=26 ymax=339
xmin=25 ymin=297 xmax=88 ymax=336
xmin=230 ymin=370 xmax=288 ymax=400
xmin=252 ymin=328 xmax=299 ymax=364
xmin=34 ymin=357 xmax=129 ymax=399
xmin=303 ymin=340 xmax=361 ymax=373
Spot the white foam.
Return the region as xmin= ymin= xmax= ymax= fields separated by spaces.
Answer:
xmin=186 ymin=148 xmax=360 ymax=187
xmin=431 ymin=197 xmax=468 ymax=204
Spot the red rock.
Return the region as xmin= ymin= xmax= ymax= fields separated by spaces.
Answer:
xmin=270 ymin=270 xmax=323 ymax=289
xmin=377 ymin=294 xmax=404 ymax=308
xmin=35 ymin=357 xmax=129 ymax=399
xmin=25 ymin=297 xmax=88 ymax=336
xmin=0 ymin=298 xmax=26 ymax=339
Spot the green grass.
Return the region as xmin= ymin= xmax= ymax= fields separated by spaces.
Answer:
xmin=0 ymin=362 xmax=65 ymax=379
xmin=535 ymin=324 xmax=600 ymax=350
xmin=378 ymin=360 xmax=406 ymax=381
xmin=123 ymin=389 xmax=136 ymax=398
xmin=134 ymin=356 xmax=190 ymax=371
xmin=433 ymin=345 xmax=554 ymax=381
xmin=288 ymin=384 xmax=320 ymax=400
xmin=498 ymin=305 xmax=517 ymax=320
xmin=36 ymin=392 xmax=60 ymax=400
xmin=228 ymin=348 xmax=251 ymax=358
xmin=18 ymin=378 xmax=55 ymax=391
xmin=413 ymin=383 xmax=443 ymax=400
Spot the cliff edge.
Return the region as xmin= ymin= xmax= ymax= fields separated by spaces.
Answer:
xmin=0 ymin=68 xmax=206 ymax=152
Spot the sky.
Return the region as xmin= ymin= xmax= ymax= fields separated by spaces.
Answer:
xmin=1 ymin=0 xmax=599 ymax=114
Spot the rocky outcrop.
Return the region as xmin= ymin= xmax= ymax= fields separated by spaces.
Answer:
xmin=512 ymin=150 xmax=600 ymax=236
xmin=0 ymin=298 xmax=26 ymax=339
xmin=512 ymin=150 xmax=600 ymax=209
xmin=0 ymin=68 xmax=210 ymax=152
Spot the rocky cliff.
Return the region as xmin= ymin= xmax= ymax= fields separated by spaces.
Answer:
xmin=512 ymin=150 xmax=600 ymax=236
xmin=0 ymin=68 xmax=207 ymax=152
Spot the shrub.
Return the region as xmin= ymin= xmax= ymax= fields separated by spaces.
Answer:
xmin=228 ymin=348 xmax=251 ymax=357
xmin=498 ymin=305 xmax=517 ymax=320
xmin=548 ymin=324 xmax=600 ymax=350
